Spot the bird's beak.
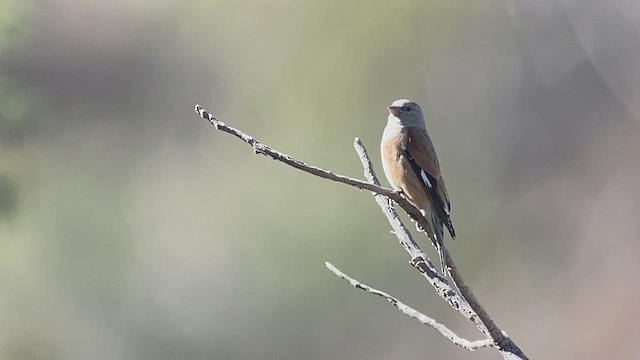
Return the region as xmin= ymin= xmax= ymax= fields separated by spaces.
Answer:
xmin=387 ymin=106 xmax=400 ymax=116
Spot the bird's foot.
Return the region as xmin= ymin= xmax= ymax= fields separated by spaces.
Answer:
xmin=385 ymin=197 xmax=395 ymax=208
xmin=395 ymin=189 xmax=407 ymax=199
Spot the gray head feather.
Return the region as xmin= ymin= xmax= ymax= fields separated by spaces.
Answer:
xmin=387 ymin=99 xmax=426 ymax=129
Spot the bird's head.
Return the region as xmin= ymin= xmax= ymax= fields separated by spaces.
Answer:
xmin=387 ymin=99 xmax=425 ymax=128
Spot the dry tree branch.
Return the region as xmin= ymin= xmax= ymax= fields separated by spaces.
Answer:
xmin=352 ymin=138 xmax=479 ymax=325
xmin=193 ymin=105 xmax=437 ymax=239
xmin=194 ymin=104 xmax=528 ymax=360
xmin=352 ymin=138 xmax=527 ymax=360
xmin=325 ymin=262 xmax=494 ymax=351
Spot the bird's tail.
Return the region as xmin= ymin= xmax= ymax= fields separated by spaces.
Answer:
xmin=421 ymin=207 xmax=447 ymax=275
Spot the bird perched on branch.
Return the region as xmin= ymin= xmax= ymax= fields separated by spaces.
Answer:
xmin=381 ymin=99 xmax=455 ymax=273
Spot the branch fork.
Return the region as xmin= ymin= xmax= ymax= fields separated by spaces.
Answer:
xmin=193 ymin=104 xmax=528 ymax=360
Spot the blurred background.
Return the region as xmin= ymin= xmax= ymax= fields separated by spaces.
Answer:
xmin=1 ymin=1 xmax=639 ymax=359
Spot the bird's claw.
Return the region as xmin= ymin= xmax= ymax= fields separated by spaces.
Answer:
xmin=385 ymin=189 xmax=406 ymax=207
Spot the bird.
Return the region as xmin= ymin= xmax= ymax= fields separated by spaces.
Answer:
xmin=381 ymin=99 xmax=455 ymax=273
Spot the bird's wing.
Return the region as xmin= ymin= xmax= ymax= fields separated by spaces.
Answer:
xmin=401 ymin=127 xmax=455 ymax=238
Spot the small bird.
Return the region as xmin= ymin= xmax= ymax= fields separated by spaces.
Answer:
xmin=381 ymin=99 xmax=455 ymax=272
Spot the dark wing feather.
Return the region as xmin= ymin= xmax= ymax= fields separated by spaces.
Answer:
xmin=401 ymin=142 xmax=456 ymax=239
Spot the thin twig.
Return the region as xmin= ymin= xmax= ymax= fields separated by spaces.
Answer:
xmin=325 ymin=262 xmax=494 ymax=351
xmin=194 ymin=104 xmax=528 ymax=360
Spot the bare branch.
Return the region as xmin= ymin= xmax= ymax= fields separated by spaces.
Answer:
xmin=194 ymin=104 xmax=528 ymax=360
xmin=352 ymin=138 xmax=480 ymax=326
xmin=352 ymin=138 xmax=528 ymax=359
xmin=325 ymin=262 xmax=494 ymax=351
xmin=194 ymin=105 xmax=437 ymax=240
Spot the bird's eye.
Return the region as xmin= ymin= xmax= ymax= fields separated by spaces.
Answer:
xmin=403 ymin=106 xmax=412 ymax=112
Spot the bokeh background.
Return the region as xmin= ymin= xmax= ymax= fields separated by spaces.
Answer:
xmin=1 ymin=1 xmax=640 ymax=359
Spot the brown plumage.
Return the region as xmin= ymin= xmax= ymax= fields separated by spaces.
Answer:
xmin=381 ymin=99 xmax=454 ymax=272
